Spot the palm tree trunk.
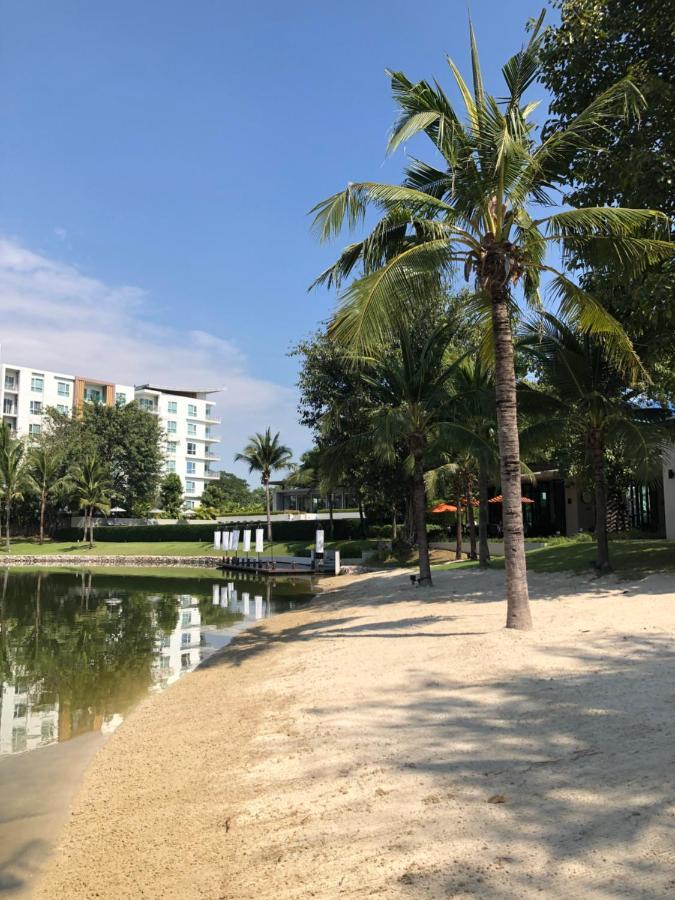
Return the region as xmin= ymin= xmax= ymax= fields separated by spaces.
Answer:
xmin=39 ymin=490 xmax=46 ymax=544
xmin=391 ymin=504 xmax=398 ymax=541
xmin=478 ymin=460 xmax=491 ymax=568
xmin=467 ymin=482 xmax=477 ymax=560
xmin=455 ymin=500 xmax=463 ymax=560
xmin=412 ymin=454 xmax=432 ymax=585
xmin=591 ymin=428 xmax=611 ymax=572
xmin=264 ymin=477 xmax=272 ymax=541
xmin=82 ymin=510 xmax=88 ymax=543
xmin=5 ymin=501 xmax=10 ymax=553
xmin=491 ymin=288 xmax=532 ymax=629
xmin=328 ymin=492 xmax=334 ymax=539
xmin=89 ymin=508 xmax=94 ymax=548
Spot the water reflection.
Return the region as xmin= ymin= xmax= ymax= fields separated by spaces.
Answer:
xmin=0 ymin=569 xmax=313 ymax=758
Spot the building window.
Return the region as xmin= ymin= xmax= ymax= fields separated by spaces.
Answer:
xmin=188 ymin=403 xmax=197 ymax=417
xmin=30 ymin=400 xmax=43 ymax=415
xmin=184 ymin=499 xmax=196 ymax=510
xmin=57 ymin=382 xmax=70 ymax=396
xmin=115 ymin=392 xmax=126 ymax=406
xmin=139 ymin=398 xmax=154 ymax=411
xmin=166 ymin=441 xmax=177 ymax=455
xmin=4 ymin=375 xmax=16 ymax=390
xmin=167 ymin=400 xmax=178 ymax=414
xmin=186 ymin=480 xmax=195 ymax=493
xmin=181 ymin=632 xmax=191 ymax=646
xmin=187 ymin=423 xmax=197 ymax=437
xmin=167 ymin=420 xmax=177 ymax=433
xmin=181 ymin=611 xmax=191 ymax=626
xmin=3 ymin=399 xmax=13 ymax=414
xmin=186 ymin=441 xmax=196 ymax=456
xmin=166 ymin=460 xmax=176 ymax=473
xmin=84 ymin=388 xmax=102 ymax=403
xmin=56 ymin=404 xmax=69 ymax=416
xmin=205 ymin=428 xmax=213 ymax=439
xmin=31 ymin=376 xmax=44 ymax=392
xmin=205 ymin=405 xmax=214 ymax=418
xmin=29 ymin=424 xmax=42 ymax=435
xmin=186 ymin=461 xmax=196 ymax=474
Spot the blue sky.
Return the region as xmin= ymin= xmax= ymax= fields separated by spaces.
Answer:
xmin=0 ymin=0 xmax=555 ymax=479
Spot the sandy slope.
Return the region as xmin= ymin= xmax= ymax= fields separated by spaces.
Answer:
xmin=37 ymin=567 xmax=675 ymax=899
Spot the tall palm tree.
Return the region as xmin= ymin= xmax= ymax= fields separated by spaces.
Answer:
xmin=69 ymin=455 xmax=112 ymax=548
xmin=0 ymin=430 xmax=27 ymax=553
xmin=521 ymin=314 xmax=673 ymax=572
xmin=310 ymin=16 xmax=672 ymax=628
xmin=234 ymin=429 xmax=293 ymax=540
xmin=25 ymin=443 xmax=67 ymax=544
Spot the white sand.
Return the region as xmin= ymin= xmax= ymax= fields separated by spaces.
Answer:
xmin=37 ymin=567 xmax=675 ymax=898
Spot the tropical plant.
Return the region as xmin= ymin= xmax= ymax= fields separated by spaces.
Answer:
xmin=234 ymin=429 xmax=293 ymax=540
xmin=521 ymin=313 xmax=673 ymax=571
xmin=0 ymin=427 xmax=27 ymax=553
xmin=310 ymin=14 xmax=672 ymax=627
xmin=25 ymin=443 xmax=68 ymax=544
xmin=69 ymin=455 xmax=112 ymax=548
xmin=159 ymin=473 xmax=184 ymax=518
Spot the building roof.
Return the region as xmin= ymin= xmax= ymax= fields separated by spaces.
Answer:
xmin=134 ymin=384 xmax=222 ymax=399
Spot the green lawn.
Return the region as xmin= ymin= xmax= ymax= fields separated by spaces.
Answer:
xmin=433 ymin=538 xmax=675 ymax=576
xmin=0 ymin=537 xmax=377 ymax=559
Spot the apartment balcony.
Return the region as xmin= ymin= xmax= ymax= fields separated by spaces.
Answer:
xmin=204 ymin=433 xmax=220 ymax=443
xmin=205 ymin=452 xmax=220 ymax=461
xmin=203 ymin=471 xmax=219 ymax=480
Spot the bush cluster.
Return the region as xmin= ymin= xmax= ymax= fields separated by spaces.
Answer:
xmin=55 ymin=518 xmax=368 ymax=543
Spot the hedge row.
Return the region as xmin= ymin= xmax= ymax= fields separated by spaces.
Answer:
xmin=55 ymin=518 xmax=368 ymax=543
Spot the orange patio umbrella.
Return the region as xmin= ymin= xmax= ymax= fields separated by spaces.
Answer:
xmin=488 ymin=495 xmax=535 ymax=504
xmin=429 ymin=502 xmax=458 ymax=513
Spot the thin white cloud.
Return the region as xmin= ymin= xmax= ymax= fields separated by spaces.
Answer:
xmin=0 ymin=237 xmax=310 ymax=480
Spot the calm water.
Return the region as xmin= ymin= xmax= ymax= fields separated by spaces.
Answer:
xmin=0 ymin=568 xmax=315 ymax=758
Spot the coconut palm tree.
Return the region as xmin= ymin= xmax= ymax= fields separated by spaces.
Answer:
xmin=0 ymin=430 xmax=27 ymax=553
xmin=25 ymin=443 xmax=68 ymax=544
xmin=310 ymin=16 xmax=672 ymax=628
xmin=329 ymin=323 xmax=484 ymax=585
xmin=521 ymin=314 xmax=673 ymax=572
xmin=69 ymin=455 xmax=112 ymax=548
xmin=234 ymin=429 xmax=293 ymax=541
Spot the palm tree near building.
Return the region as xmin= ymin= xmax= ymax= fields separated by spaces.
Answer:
xmin=234 ymin=428 xmax=293 ymax=541
xmin=310 ymin=15 xmax=672 ymax=628
xmin=521 ymin=314 xmax=673 ymax=572
xmin=69 ymin=454 xmax=112 ymax=548
xmin=0 ymin=425 xmax=27 ymax=553
xmin=25 ymin=443 xmax=68 ymax=544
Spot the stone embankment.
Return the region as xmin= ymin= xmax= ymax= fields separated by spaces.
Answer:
xmin=1 ymin=555 xmax=222 ymax=568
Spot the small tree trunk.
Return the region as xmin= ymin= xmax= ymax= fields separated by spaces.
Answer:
xmin=39 ymin=490 xmax=46 ymax=544
xmin=82 ymin=510 xmax=88 ymax=543
xmin=264 ymin=477 xmax=272 ymax=542
xmin=412 ymin=454 xmax=432 ymax=585
xmin=478 ymin=461 xmax=491 ymax=568
xmin=467 ymin=482 xmax=477 ymax=561
xmin=490 ymin=288 xmax=532 ymax=629
xmin=5 ymin=502 xmax=11 ymax=553
xmin=328 ymin=492 xmax=334 ymax=539
xmin=455 ymin=500 xmax=463 ymax=560
xmin=358 ymin=496 xmax=366 ymax=538
xmin=591 ymin=429 xmax=611 ymax=572
xmin=392 ymin=504 xmax=398 ymax=541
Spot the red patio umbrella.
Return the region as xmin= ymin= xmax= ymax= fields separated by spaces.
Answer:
xmin=488 ymin=495 xmax=536 ymax=504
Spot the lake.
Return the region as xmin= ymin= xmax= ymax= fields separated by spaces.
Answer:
xmin=0 ymin=567 xmax=315 ymax=897
xmin=0 ymin=567 xmax=315 ymax=758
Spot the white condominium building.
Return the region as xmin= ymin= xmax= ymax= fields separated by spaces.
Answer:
xmin=134 ymin=384 xmax=221 ymax=508
xmin=0 ymin=359 xmax=220 ymax=507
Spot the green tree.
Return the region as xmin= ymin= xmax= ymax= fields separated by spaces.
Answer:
xmin=69 ymin=455 xmax=112 ymax=548
xmin=539 ymin=0 xmax=675 ymax=400
xmin=0 ymin=427 xmax=27 ymax=553
xmin=159 ymin=473 xmax=184 ymax=517
xmin=25 ymin=441 xmax=68 ymax=544
xmin=310 ymin=17 xmax=672 ymax=628
xmin=234 ymin=429 xmax=293 ymax=540
xmin=521 ymin=314 xmax=673 ymax=571
xmin=199 ymin=471 xmax=264 ymax=513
